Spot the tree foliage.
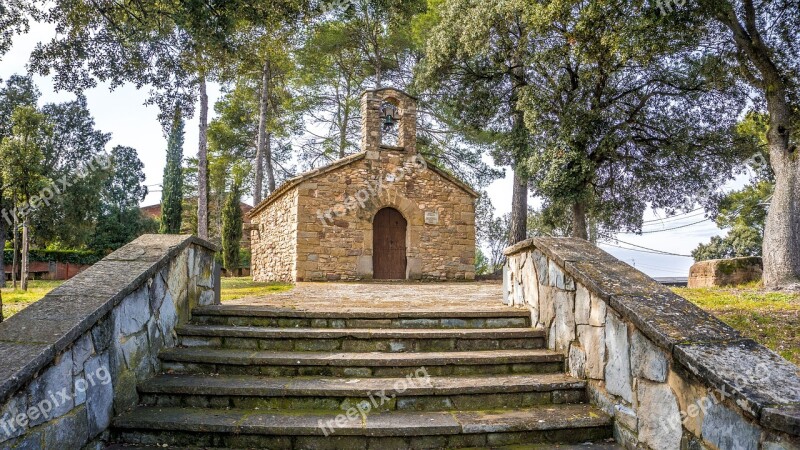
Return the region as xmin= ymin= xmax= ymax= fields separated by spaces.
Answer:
xmin=221 ymin=165 xmax=247 ymax=272
xmin=161 ymin=110 xmax=185 ymax=234
xmin=92 ymin=146 xmax=156 ymax=253
xmin=693 ymin=180 xmax=773 ymax=261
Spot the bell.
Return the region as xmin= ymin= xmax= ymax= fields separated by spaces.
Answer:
xmin=381 ymin=104 xmax=398 ymax=131
xmin=383 ymin=114 xmax=396 ymax=130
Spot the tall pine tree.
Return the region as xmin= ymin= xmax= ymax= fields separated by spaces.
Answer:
xmin=160 ymin=109 xmax=184 ymax=234
xmin=221 ymin=177 xmax=244 ymax=274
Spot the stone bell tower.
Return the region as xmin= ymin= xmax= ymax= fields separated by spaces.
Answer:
xmin=360 ymin=88 xmax=418 ymax=155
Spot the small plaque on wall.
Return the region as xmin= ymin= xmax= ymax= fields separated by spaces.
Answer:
xmin=424 ymin=211 xmax=439 ymax=225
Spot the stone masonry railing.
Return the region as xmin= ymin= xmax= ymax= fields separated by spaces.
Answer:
xmin=0 ymin=235 xmax=219 ymax=449
xmin=504 ymin=238 xmax=800 ymax=450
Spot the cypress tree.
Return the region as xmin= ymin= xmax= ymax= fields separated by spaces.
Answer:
xmin=160 ymin=109 xmax=184 ymax=234
xmin=221 ymin=180 xmax=243 ymax=273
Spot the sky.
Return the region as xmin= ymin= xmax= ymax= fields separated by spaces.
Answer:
xmin=1 ymin=21 xmax=746 ymax=279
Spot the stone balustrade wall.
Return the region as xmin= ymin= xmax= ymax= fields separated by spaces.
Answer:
xmin=0 ymin=235 xmax=219 ymax=449
xmin=504 ymin=238 xmax=800 ymax=450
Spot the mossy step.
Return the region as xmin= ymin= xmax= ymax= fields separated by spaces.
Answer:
xmin=112 ymin=404 xmax=613 ymax=449
xmin=138 ymin=373 xmax=587 ymax=411
xmin=178 ymin=325 xmax=543 ymax=339
xmin=191 ymin=306 xmax=531 ymax=329
xmin=192 ymin=305 xmax=531 ymax=319
xmin=193 ymin=315 xmax=530 ymax=330
xmin=160 ymin=348 xmax=564 ymax=377
xmin=177 ymin=325 xmax=545 ymax=352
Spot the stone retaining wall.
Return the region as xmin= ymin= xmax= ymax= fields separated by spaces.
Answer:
xmin=688 ymin=256 xmax=763 ymax=288
xmin=0 ymin=235 xmax=219 ymax=449
xmin=504 ymin=238 xmax=800 ymax=450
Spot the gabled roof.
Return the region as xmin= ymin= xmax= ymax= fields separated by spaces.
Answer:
xmin=248 ymin=152 xmax=479 ymax=218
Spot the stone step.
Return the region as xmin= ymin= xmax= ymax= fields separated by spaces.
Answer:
xmin=159 ymin=348 xmax=564 ymax=377
xmin=112 ymin=404 xmax=613 ymax=449
xmin=176 ymin=325 xmax=546 ymax=352
xmin=138 ymin=373 xmax=587 ymax=411
xmin=191 ymin=305 xmax=531 ymax=329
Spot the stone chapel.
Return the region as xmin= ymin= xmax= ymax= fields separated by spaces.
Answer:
xmin=249 ymin=88 xmax=478 ymax=282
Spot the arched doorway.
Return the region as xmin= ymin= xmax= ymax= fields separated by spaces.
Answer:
xmin=373 ymin=208 xmax=407 ymax=279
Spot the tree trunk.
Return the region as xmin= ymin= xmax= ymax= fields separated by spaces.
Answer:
xmin=572 ymin=201 xmax=589 ymax=239
xmin=265 ymin=132 xmax=276 ymax=192
xmin=764 ymin=153 xmax=800 ymax=287
xmin=339 ymin=105 xmax=350 ymax=158
xmin=508 ymin=170 xmax=528 ymax=245
xmin=762 ymin=82 xmax=800 ymax=287
xmin=507 ymin=61 xmax=530 ymax=246
xmin=255 ymin=58 xmax=270 ymax=204
xmin=21 ymin=216 xmax=28 ymax=292
xmin=0 ymin=211 xmax=6 ymax=289
xmin=197 ymin=75 xmax=210 ymax=239
xmin=12 ymin=212 xmax=18 ymax=290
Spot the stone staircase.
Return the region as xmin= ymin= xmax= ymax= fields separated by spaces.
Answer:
xmin=110 ymin=303 xmax=616 ymax=449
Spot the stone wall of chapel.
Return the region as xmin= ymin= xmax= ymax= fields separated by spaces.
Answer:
xmin=250 ymin=189 xmax=298 ymax=282
xmin=293 ymin=150 xmax=475 ymax=281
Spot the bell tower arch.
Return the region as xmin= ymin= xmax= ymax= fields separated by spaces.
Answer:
xmin=360 ymin=88 xmax=418 ymax=155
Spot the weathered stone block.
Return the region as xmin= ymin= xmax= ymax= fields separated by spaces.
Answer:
xmin=631 ymin=329 xmax=669 ymax=382
xmin=575 ymin=284 xmax=591 ymax=325
xmin=589 ymin=295 xmax=607 ymax=327
xmin=532 ymin=249 xmax=548 ymax=286
xmin=71 ymin=334 xmax=94 ymax=377
xmin=605 ymin=312 xmax=632 ymax=403
xmin=27 ymin=350 xmax=74 ymax=425
xmin=688 ymin=257 xmax=762 ymax=288
xmin=548 ymin=260 xmax=566 ymax=289
xmin=44 ymin=406 xmax=89 ymax=449
xmin=114 ymin=287 xmax=151 ymax=338
xmin=701 ymin=401 xmax=760 ymax=450
xmin=0 ymin=393 xmax=28 ymax=442
xmin=553 ymin=291 xmax=576 ymax=353
xmin=569 ymin=342 xmax=586 ymax=378
xmin=637 ymin=380 xmax=682 ymax=450
xmin=578 ymin=325 xmax=605 ymax=379
xmin=148 ymin=271 xmax=168 ymax=314
xmin=84 ymin=353 xmax=113 ymax=438
xmin=538 ymin=285 xmax=556 ymax=330
xmin=614 ymin=404 xmax=637 ymax=432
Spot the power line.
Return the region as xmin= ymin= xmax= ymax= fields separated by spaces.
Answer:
xmin=641 ymin=207 xmax=704 ymax=224
xmin=630 ymin=261 xmax=689 ymax=275
xmin=636 ymin=219 xmax=713 ymax=234
xmin=599 ymin=237 xmax=694 ymax=257
xmin=601 ymin=242 xmax=686 ymax=257
xmin=641 ymin=211 xmax=707 ymax=227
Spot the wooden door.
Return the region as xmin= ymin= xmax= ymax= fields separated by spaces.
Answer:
xmin=373 ymin=208 xmax=407 ymax=279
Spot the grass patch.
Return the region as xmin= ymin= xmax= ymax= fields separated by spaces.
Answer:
xmin=1 ymin=277 xmax=292 ymax=317
xmin=1 ymin=280 xmax=64 ymax=319
xmin=673 ymin=285 xmax=800 ymax=365
xmin=220 ymin=277 xmax=293 ymax=302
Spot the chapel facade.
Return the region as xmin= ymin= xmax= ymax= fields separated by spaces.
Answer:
xmin=249 ymin=88 xmax=478 ymax=282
